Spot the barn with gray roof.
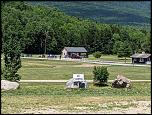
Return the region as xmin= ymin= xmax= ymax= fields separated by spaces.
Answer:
xmin=61 ymin=47 xmax=88 ymax=58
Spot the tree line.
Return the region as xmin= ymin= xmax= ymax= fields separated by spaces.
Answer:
xmin=2 ymin=1 xmax=150 ymax=55
xmin=1 ymin=1 xmax=151 ymax=81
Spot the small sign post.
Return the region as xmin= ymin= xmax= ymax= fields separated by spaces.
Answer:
xmin=73 ymin=74 xmax=84 ymax=80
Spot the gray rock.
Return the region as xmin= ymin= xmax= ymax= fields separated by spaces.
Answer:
xmin=1 ymin=80 xmax=20 ymax=91
xmin=112 ymin=75 xmax=131 ymax=88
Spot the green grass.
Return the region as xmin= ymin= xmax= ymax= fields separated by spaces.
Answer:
xmin=16 ymin=58 xmax=151 ymax=80
xmin=1 ymin=82 xmax=151 ymax=114
xmin=1 ymin=57 xmax=151 ymax=113
xmin=88 ymin=54 xmax=132 ymax=63
xmin=2 ymin=82 xmax=151 ymax=97
xmin=21 ymin=54 xmax=132 ymax=63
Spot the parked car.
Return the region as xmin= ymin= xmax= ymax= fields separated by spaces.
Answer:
xmin=48 ymin=54 xmax=57 ymax=58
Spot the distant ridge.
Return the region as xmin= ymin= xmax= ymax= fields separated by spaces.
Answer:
xmin=27 ymin=1 xmax=150 ymax=27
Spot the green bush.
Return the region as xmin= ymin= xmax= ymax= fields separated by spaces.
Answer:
xmin=2 ymin=54 xmax=22 ymax=82
xmin=93 ymin=51 xmax=102 ymax=58
xmin=93 ymin=66 xmax=109 ymax=86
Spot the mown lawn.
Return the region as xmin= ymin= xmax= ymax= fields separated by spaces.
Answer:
xmin=1 ymin=58 xmax=151 ymax=114
xmin=17 ymin=58 xmax=151 ymax=80
xmin=21 ymin=54 xmax=132 ymax=63
xmin=88 ymin=54 xmax=132 ymax=63
xmin=1 ymin=82 xmax=151 ymax=114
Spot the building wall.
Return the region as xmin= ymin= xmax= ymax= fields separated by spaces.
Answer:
xmin=69 ymin=52 xmax=88 ymax=58
xmin=80 ymin=52 xmax=88 ymax=58
xmin=132 ymin=57 xmax=150 ymax=64
xmin=61 ymin=48 xmax=88 ymax=58
xmin=61 ymin=49 xmax=68 ymax=58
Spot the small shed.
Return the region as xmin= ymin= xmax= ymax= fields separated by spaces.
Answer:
xmin=61 ymin=47 xmax=88 ymax=58
xmin=66 ymin=74 xmax=87 ymax=89
xmin=130 ymin=52 xmax=151 ymax=64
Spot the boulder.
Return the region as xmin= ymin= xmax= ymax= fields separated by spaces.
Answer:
xmin=112 ymin=74 xmax=131 ymax=88
xmin=1 ymin=80 xmax=20 ymax=91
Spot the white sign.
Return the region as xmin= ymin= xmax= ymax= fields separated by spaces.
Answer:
xmin=73 ymin=74 xmax=84 ymax=80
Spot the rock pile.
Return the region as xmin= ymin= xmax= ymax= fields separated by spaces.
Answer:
xmin=112 ymin=74 xmax=131 ymax=88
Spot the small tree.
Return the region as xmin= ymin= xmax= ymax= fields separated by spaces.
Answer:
xmin=1 ymin=2 xmax=29 ymax=82
xmin=2 ymin=53 xmax=22 ymax=81
xmin=117 ymin=42 xmax=132 ymax=63
xmin=93 ymin=51 xmax=102 ymax=58
xmin=93 ymin=66 xmax=109 ymax=86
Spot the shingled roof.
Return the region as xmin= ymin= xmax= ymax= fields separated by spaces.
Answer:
xmin=64 ymin=47 xmax=87 ymax=53
xmin=130 ymin=53 xmax=151 ymax=58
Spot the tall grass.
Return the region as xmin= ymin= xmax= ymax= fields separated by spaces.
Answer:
xmin=1 ymin=82 xmax=151 ymax=114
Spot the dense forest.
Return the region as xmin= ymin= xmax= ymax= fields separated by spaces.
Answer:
xmin=2 ymin=1 xmax=151 ymax=56
xmin=27 ymin=1 xmax=150 ymax=27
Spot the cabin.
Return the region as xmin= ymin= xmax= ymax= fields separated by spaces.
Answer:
xmin=61 ymin=47 xmax=88 ymax=59
xmin=130 ymin=52 xmax=151 ymax=64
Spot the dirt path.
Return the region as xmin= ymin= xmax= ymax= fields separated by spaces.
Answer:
xmin=21 ymin=101 xmax=151 ymax=114
xmin=19 ymin=80 xmax=151 ymax=83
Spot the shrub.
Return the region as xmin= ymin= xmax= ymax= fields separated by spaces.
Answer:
xmin=93 ymin=66 xmax=109 ymax=86
xmin=93 ymin=51 xmax=102 ymax=58
xmin=2 ymin=53 xmax=22 ymax=82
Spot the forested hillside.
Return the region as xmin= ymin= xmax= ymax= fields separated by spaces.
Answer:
xmin=27 ymin=1 xmax=150 ymax=27
xmin=2 ymin=1 xmax=151 ymax=56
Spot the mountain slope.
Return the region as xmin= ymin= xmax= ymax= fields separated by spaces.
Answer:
xmin=27 ymin=1 xmax=150 ymax=27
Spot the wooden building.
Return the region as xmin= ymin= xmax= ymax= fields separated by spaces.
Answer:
xmin=130 ymin=52 xmax=151 ymax=64
xmin=61 ymin=47 xmax=88 ymax=59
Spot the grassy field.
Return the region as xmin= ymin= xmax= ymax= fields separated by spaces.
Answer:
xmin=20 ymin=54 xmax=132 ymax=63
xmin=16 ymin=58 xmax=151 ymax=80
xmin=88 ymin=54 xmax=132 ymax=63
xmin=1 ymin=57 xmax=151 ymax=114
xmin=1 ymin=82 xmax=151 ymax=114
